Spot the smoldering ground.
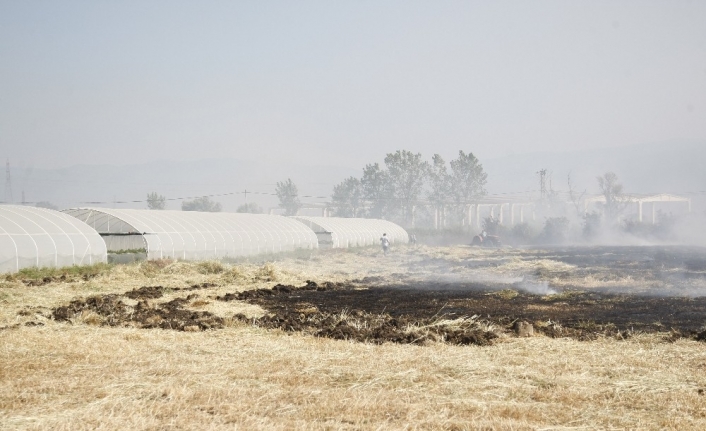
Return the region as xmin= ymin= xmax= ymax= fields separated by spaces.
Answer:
xmin=38 ymin=244 xmax=706 ymax=345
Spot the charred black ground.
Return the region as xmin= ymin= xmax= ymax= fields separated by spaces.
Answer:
xmin=229 ymin=281 xmax=706 ymax=332
xmin=43 ymin=245 xmax=706 ymax=346
xmin=215 ymin=279 xmax=706 ymax=343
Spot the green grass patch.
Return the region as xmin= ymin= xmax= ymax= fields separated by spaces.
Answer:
xmin=110 ymin=248 xmax=147 ymax=255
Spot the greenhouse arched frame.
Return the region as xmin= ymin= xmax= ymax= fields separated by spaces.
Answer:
xmin=63 ymin=208 xmax=319 ymax=260
xmin=291 ymin=216 xmax=408 ymax=249
xmin=0 ymin=205 xmax=107 ymax=273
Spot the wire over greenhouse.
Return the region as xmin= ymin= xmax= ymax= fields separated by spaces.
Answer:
xmin=63 ymin=208 xmax=319 ymax=260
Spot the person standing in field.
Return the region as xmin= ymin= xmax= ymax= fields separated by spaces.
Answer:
xmin=380 ymin=233 xmax=390 ymax=256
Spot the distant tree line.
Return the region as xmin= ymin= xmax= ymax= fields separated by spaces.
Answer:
xmin=146 ymin=192 xmax=223 ymax=212
xmin=142 ymin=165 xmax=699 ymax=246
xmin=182 ymin=196 xmax=222 ymax=212
xmin=330 ymin=150 xmax=488 ymax=225
xmin=143 ymin=149 xmax=486 ymax=221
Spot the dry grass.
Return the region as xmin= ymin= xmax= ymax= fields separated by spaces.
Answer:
xmin=2 ymin=325 xmax=705 ymax=430
xmin=2 ymin=245 xmax=706 ymax=430
xmin=492 ymin=257 xmax=577 ymax=275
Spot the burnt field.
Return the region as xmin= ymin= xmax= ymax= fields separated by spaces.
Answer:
xmin=43 ymin=245 xmax=706 ymax=345
xmin=5 ymin=244 xmax=706 ymax=430
xmin=222 ymin=279 xmax=706 ymax=342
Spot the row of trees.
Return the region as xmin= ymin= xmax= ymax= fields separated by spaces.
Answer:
xmin=331 ymin=150 xmax=488 ymax=224
xmin=146 ymin=192 xmax=263 ymax=213
xmin=144 ymin=161 xmax=630 ymax=236
xmin=146 ymin=193 xmax=225 ymax=212
xmin=145 ymin=150 xmax=488 ymax=224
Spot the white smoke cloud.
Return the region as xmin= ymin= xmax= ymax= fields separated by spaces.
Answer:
xmin=515 ymin=278 xmax=558 ymax=295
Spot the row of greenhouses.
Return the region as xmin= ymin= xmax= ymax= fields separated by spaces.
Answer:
xmin=0 ymin=206 xmax=408 ymax=273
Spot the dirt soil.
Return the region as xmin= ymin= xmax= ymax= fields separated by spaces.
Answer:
xmin=47 ymin=245 xmax=706 ymax=346
xmin=53 ymin=283 xmax=223 ymax=331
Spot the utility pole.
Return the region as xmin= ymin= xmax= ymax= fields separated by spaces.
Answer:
xmin=4 ymin=159 xmax=12 ymax=204
xmin=537 ymin=169 xmax=547 ymax=201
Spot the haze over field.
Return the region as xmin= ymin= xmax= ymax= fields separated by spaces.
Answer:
xmin=1 ymin=1 xmax=705 ymax=202
xmin=4 ymin=4 xmax=706 ymax=429
xmin=4 ymin=141 xmax=705 ymax=213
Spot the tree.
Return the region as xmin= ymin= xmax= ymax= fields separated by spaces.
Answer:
xmin=383 ymin=150 xmax=429 ymax=223
xmin=482 ymin=216 xmax=501 ymax=235
xmin=181 ymin=196 xmax=222 ymax=212
xmin=276 ymin=178 xmax=301 ymax=216
xmin=427 ymin=154 xmax=451 ymax=210
xmin=449 ymin=150 xmax=487 ymax=204
xmin=450 ymin=151 xmax=487 ymax=202
xmin=510 ymin=223 xmax=535 ymax=244
xmin=567 ymin=172 xmax=587 ymax=216
xmin=331 ymin=177 xmax=363 ymax=217
xmin=35 ymin=201 xmax=58 ymax=210
xmin=583 ymin=211 xmax=602 ymax=239
xmin=361 ymin=163 xmax=390 ymax=218
xmin=147 ymin=192 xmax=166 ymax=210
xmin=539 ymin=217 xmax=570 ymax=243
xmin=236 ymin=202 xmax=263 ymax=214
xmin=426 ymin=154 xmax=452 ymax=227
xmin=449 ymin=150 xmax=487 ymax=224
xmin=596 ymin=172 xmax=627 ymax=223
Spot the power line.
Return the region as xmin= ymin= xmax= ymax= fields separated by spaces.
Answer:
xmin=3 ymin=186 xmax=706 ymax=207
xmin=77 ymin=189 xmax=330 ymax=205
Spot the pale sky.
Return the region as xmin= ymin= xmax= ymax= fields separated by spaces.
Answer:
xmin=1 ymin=0 xmax=705 ymax=170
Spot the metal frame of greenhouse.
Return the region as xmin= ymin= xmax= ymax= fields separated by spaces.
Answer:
xmin=0 ymin=205 xmax=107 ymax=273
xmin=63 ymin=208 xmax=319 ymax=260
xmin=291 ymin=216 xmax=408 ymax=249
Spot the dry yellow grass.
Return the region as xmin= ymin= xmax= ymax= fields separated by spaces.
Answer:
xmin=1 ymin=245 xmax=706 ymax=430
xmin=2 ymin=325 xmax=705 ymax=430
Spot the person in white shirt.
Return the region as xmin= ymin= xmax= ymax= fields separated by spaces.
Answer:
xmin=380 ymin=233 xmax=390 ymax=256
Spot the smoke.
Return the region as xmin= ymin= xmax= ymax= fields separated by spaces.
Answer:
xmin=410 ymin=266 xmax=559 ymax=296
xmin=475 ymin=274 xmax=558 ymax=295
xmin=401 ymin=243 xmax=706 ymax=299
xmin=515 ymin=278 xmax=558 ymax=295
xmin=582 ymin=213 xmax=706 ymax=247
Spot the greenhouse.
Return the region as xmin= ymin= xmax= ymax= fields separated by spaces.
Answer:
xmin=0 ymin=205 xmax=107 ymax=273
xmin=63 ymin=208 xmax=318 ymax=260
xmin=292 ymin=216 xmax=408 ymax=249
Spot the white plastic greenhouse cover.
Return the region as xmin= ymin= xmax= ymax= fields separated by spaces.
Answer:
xmin=0 ymin=205 xmax=107 ymax=273
xmin=292 ymin=216 xmax=408 ymax=248
xmin=63 ymin=208 xmax=318 ymax=260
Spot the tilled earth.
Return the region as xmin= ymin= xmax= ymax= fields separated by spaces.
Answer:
xmin=41 ymin=245 xmax=706 ymax=346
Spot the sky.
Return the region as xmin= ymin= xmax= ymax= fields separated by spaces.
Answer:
xmin=1 ymin=0 xmax=705 ymax=171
